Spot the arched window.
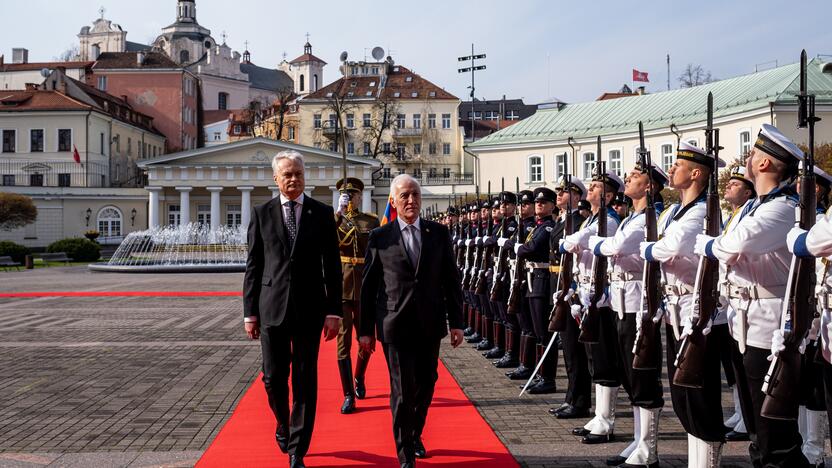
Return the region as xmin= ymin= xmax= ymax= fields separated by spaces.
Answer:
xmin=313 ymin=74 xmax=318 ymax=91
xmin=179 ymin=50 xmax=190 ymax=64
xmin=299 ymin=74 xmax=305 ymax=92
xmin=97 ymin=206 xmax=122 ymax=237
xmin=91 ymin=44 xmax=100 ymax=60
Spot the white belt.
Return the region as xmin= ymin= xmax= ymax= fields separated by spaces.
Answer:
xmin=526 ymin=262 xmax=550 ymax=270
xmin=726 ymin=284 xmax=787 ymax=301
xmin=578 ymin=275 xmax=591 ymax=284
xmin=609 ymin=271 xmax=639 ymax=282
xmin=662 ymin=283 xmax=693 ymax=297
xmin=821 ymin=290 xmax=832 ymax=310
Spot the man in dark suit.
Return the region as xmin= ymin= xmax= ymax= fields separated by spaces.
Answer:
xmin=243 ymin=150 xmax=342 ymax=468
xmin=359 ymin=174 xmax=464 ymax=468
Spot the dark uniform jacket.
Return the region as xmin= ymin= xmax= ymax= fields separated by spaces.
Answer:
xmin=549 ymin=210 xmax=586 ymax=299
xmin=517 ymin=215 xmax=556 ymax=298
xmin=336 ymin=211 xmax=380 ymax=302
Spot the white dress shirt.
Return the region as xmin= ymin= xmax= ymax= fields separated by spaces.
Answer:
xmin=397 ymin=216 xmax=422 ymax=265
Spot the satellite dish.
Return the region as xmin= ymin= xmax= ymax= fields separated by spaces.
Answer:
xmin=40 ymin=68 xmax=51 ymax=78
xmin=339 ymin=51 xmax=348 ymax=62
xmin=371 ymin=46 xmax=385 ymax=61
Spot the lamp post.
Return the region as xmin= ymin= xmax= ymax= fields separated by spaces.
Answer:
xmin=131 ymin=208 xmax=137 ymax=226
xmin=85 ymin=208 xmax=92 ymax=227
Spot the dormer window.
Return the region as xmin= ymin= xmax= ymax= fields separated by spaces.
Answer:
xmin=369 ymin=81 xmax=376 ymax=87
xmin=365 ymin=91 xmax=373 ymax=96
xmin=350 ymin=82 xmax=357 ymax=87
xmin=429 ymin=91 xmax=436 ymax=97
xmin=393 ymin=67 xmax=400 ymax=72
xmin=326 ymin=92 xmax=333 ymax=97
xmin=347 ymin=92 xmax=354 ymax=97
xmin=393 ymin=92 xmax=400 ymax=98
xmin=405 ymin=76 xmax=413 ymax=82
xmin=411 ymin=92 xmax=418 ymax=98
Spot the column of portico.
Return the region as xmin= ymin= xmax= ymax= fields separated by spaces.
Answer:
xmin=239 ymin=186 xmax=254 ymax=229
xmin=304 ymin=186 xmax=316 ymax=198
xmin=147 ymin=187 xmax=162 ymax=229
xmin=269 ymin=186 xmax=280 ymax=199
xmin=362 ymin=187 xmax=373 ymax=212
xmin=176 ymin=186 xmax=192 ymax=226
xmin=330 ymin=186 xmax=339 ymax=209
xmin=207 ymin=186 xmax=223 ymax=231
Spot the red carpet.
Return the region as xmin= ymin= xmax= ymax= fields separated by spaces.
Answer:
xmin=0 ymin=291 xmax=242 ymax=298
xmin=197 ymin=338 xmax=517 ymax=467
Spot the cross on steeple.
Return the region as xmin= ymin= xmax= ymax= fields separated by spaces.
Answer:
xmin=282 ymin=51 xmax=287 ymax=61
xmin=221 ymin=31 xmax=227 ymax=44
xmin=244 ymin=40 xmax=249 ymax=51
xmin=305 ymin=32 xmax=310 ymax=43
xmin=99 ymin=6 xmax=105 ymax=19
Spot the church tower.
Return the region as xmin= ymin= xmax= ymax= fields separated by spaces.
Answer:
xmin=177 ymin=0 xmax=197 ymax=23
xmin=289 ymin=39 xmax=326 ymax=97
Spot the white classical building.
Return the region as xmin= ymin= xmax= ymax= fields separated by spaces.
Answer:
xmin=137 ymin=138 xmax=380 ymax=230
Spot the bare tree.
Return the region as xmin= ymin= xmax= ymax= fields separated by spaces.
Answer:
xmin=270 ymin=86 xmax=297 ymax=140
xmin=678 ymin=64 xmax=716 ymax=88
xmin=320 ymin=91 xmax=359 ymax=159
xmin=362 ymin=93 xmax=401 ymax=159
xmin=244 ymin=86 xmax=297 ymax=140
xmin=54 ymin=44 xmax=80 ymax=62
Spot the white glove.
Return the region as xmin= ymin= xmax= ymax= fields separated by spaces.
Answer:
xmin=475 ymin=236 xmax=482 ymax=245
xmin=786 ymin=227 xmax=808 ymax=254
xmin=652 ymin=305 xmax=666 ymax=324
xmin=456 ymin=239 xmax=464 ymax=247
xmin=553 ymin=288 xmax=574 ymax=303
xmin=578 ymin=289 xmax=605 ymax=308
xmin=587 ymin=235 xmax=604 ymax=254
xmin=513 ymin=243 xmax=521 ymax=255
xmin=639 ymin=242 xmax=654 ymax=260
xmin=482 ymin=235 xmax=493 ymax=245
xmin=465 ymin=239 xmax=473 ymax=247
xmin=558 ymin=238 xmax=568 ymax=254
xmin=680 ymin=314 xmax=713 ymax=340
xmin=338 ymin=193 xmax=350 ymax=212
xmin=570 ymin=304 xmax=583 ymax=322
xmin=768 ymin=329 xmax=808 ymax=361
xmin=497 ymin=237 xmax=508 ymax=247
xmin=693 ymin=234 xmax=715 ymax=257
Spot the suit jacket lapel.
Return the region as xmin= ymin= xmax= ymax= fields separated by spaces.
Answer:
xmin=415 ymin=220 xmax=429 ymax=275
xmin=290 ymin=202 xmax=311 ymax=258
xmin=392 ymin=222 xmax=415 ymax=272
xmin=271 ymin=200 xmax=289 ymax=255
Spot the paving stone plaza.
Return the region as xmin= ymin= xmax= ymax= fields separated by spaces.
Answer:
xmin=0 ymin=267 xmax=820 ymax=467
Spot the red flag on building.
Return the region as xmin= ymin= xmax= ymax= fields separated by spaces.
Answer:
xmin=73 ymin=145 xmax=81 ymax=164
xmin=632 ymin=69 xmax=649 ymax=82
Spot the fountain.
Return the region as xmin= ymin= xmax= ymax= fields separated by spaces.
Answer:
xmin=88 ymin=223 xmax=247 ymax=273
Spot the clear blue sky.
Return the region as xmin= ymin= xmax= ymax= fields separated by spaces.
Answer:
xmin=2 ymin=0 xmax=830 ymax=104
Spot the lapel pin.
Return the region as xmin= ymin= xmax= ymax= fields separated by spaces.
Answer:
xmin=425 ymin=228 xmax=430 ymax=233
xmin=307 ymin=209 xmax=312 ymax=214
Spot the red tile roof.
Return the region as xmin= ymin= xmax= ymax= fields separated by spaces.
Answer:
xmin=289 ymin=53 xmax=327 ymax=65
xmin=0 ymin=61 xmax=94 ymax=72
xmin=203 ymin=110 xmax=236 ymax=125
xmin=0 ymin=90 xmax=89 ymax=111
xmin=93 ymin=52 xmax=181 ymax=70
xmin=304 ymin=65 xmax=457 ymax=101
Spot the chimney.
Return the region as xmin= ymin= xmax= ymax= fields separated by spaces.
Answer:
xmin=0 ymin=55 xmax=4 ymax=67
xmin=121 ymin=95 xmax=128 ymax=104
xmin=636 ymin=86 xmax=646 ymax=95
xmin=12 ymin=48 xmax=29 ymax=64
xmin=137 ymin=51 xmax=146 ymax=66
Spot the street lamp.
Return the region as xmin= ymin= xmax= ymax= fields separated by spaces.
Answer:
xmin=85 ymin=208 xmax=92 ymax=227
xmin=131 ymin=208 xmax=137 ymax=226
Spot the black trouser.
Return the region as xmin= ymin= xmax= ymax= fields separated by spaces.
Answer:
xmin=563 ymin=310 xmax=591 ymax=409
xmin=665 ymin=324 xmax=724 ymax=442
xmin=616 ymin=313 xmax=663 ymax=409
xmin=260 ymin=322 xmax=321 ymax=457
xmin=711 ymin=323 xmax=736 ymax=387
xmin=518 ymin=291 xmax=534 ymax=335
xmin=382 ymin=340 xmax=441 ymax=465
xmin=801 ymin=340 xmax=826 ymax=411
xmin=529 ymin=292 xmax=558 ymax=371
xmin=584 ymin=306 xmax=621 ymax=387
xmin=730 ymin=341 xmax=809 ymax=467
xmin=822 ymin=358 xmax=832 ymax=444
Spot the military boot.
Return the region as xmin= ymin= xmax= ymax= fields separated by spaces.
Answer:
xmin=338 ymin=358 xmax=356 ymax=414
xmin=494 ymin=327 xmax=519 ymax=368
xmin=354 ymin=354 xmax=369 ymax=400
xmin=484 ymin=320 xmax=505 ymax=358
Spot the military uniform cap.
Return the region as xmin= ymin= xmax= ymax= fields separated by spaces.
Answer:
xmin=676 ymin=141 xmax=726 ymax=168
xmin=729 ymin=166 xmax=755 ymax=191
xmin=519 ymin=190 xmax=535 ymax=204
xmin=756 ymin=124 xmax=804 ymax=168
xmin=577 ymin=200 xmax=591 ymax=211
xmin=814 ymin=166 xmax=832 ymax=190
xmin=479 ymin=199 xmax=491 ymax=209
xmin=336 ymin=177 xmax=364 ymax=192
xmin=592 ymin=169 xmax=625 ymax=193
xmin=634 ymin=161 xmax=669 ymax=186
xmin=556 ymin=175 xmax=586 ymax=197
xmin=447 ymin=206 xmax=459 ymax=216
xmin=498 ymin=191 xmax=518 ymax=204
xmin=533 ymin=187 xmax=557 ymax=203
xmin=611 ymin=192 xmax=628 ymax=206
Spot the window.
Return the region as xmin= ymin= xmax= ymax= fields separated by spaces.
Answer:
xmin=484 ymin=111 xmax=499 ymax=120
xmin=413 ymin=168 xmax=422 ymax=178
xmin=312 ymin=74 xmax=318 ymax=91
xmin=429 ymin=143 xmax=437 ymax=155
xmin=363 ymin=113 xmax=371 ymax=127
xmin=467 ymin=111 xmax=482 ymax=120
xmin=2 ymin=175 xmax=13 ymax=186
xmin=313 ymin=114 xmax=321 ymax=129
xmin=371 ymin=67 xmax=379 ymax=75
xmin=197 ymin=204 xmax=211 ymax=226
xmin=168 ymin=204 xmax=181 ymax=226
xmin=2 ymin=130 xmax=15 ymax=153
xmin=58 ymin=173 xmax=70 ymax=187
xmin=383 ymin=142 xmax=391 ymax=154
xmin=299 ymin=74 xmax=305 ymax=92
xmin=505 ymin=110 xmax=519 ymax=120
xmin=369 ymin=81 xmax=376 ymax=87
xmin=127 ymin=137 xmax=132 ymax=155
xmin=30 ymin=174 xmax=43 ymax=186
xmin=397 ymin=143 xmax=406 ymax=160
xmin=218 ymin=92 xmax=228 ymax=110
xmin=428 ymin=167 xmax=437 ymax=178
xmin=97 ymin=207 xmax=122 ymax=237
xmin=428 ymin=91 xmax=436 ymax=97
xmin=226 ymin=204 xmax=241 ymax=227
xmin=213 ymin=131 xmax=222 ymax=141
xmin=428 ymin=114 xmax=436 ymax=129
xmin=58 ymin=129 xmax=72 ymax=152
xmin=350 ymin=66 xmax=357 ymax=75
xmin=97 ymin=76 xmax=107 ymax=91
xmin=609 ymin=149 xmax=622 ymax=176
xmin=529 ymin=155 xmax=543 ymax=183
xmin=100 ymin=132 xmax=106 ymax=156
xmin=396 ymin=114 xmax=406 ymax=128
xmin=362 ymin=67 xmax=368 ymax=75
xmin=443 ymin=167 xmax=451 ymax=178
xmin=442 ymin=113 xmax=451 ymax=129
xmin=382 ymin=167 xmax=391 ymax=178
xmin=329 ymin=142 xmax=337 ymax=152
xmin=365 ymin=91 xmax=373 ymax=97
xmin=554 ymin=152 xmax=566 ymax=181
xmin=328 ymin=113 xmax=337 ymax=128
xmin=411 ymin=92 xmax=418 ymax=98
xmin=179 ymin=50 xmax=189 ymax=63
xmin=347 ymin=142 xmax=355 ymax=154
xmin=288 ymin=127 xmax=295 ymax=140
xmin=443 ymin=143 xmax=451 ymax=155
xmin=363 ymin=142 xmax=371 ymax=155
xmin=393 ymin=92 xmax=401 ymax=98
xmin=414 ymin=143 xmax=421 ymax=155
xmin=739 ymin=130 xmax=752 ymax=157
xmin=661 ymin=144 xmax=674 ymax=172
xmin=233 ymin=125 xmax=242 ymax=134
xmin=346 ymin=114 xmax=355 ymax=128
xmin=582 ymin=152 xmax=596 ymax=180
xmin=405 ymin=76 xmax=413 ymax=82
xmin=412 ymin=114 xmax=421 ymax=129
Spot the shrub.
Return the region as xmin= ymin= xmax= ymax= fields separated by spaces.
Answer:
xmin=0 ymin=240 xmax=31 ymax=263
xmin=47 ymin=238 xmax=101 ymax=262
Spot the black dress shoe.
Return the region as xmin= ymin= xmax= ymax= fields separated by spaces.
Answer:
xmin=493 ymin=354 xmax=519 ymax=368
xmin=476 ymin=339 xmax=493 ymax=351
xmin=275 ymin=428 xmax=288 ymax=453
xmin=606 ymin=455 xmax=626 ymax=466
xmin=400 ymin=462 xmax=414 ymax=468
xmin=582 ymin=432 xmax=615 ymax=444
xmin=617 ymin=462 xmax=659 ymax=468
xmin=557 ymin=405 xmax=590 ymax=419
xmin=414 ymin=437 xmax=427 ymax=458
xmin=527 ymin=379 xmax=557 ymax=394
xmin=548 ymin=404 xmax=569 ymax=415
xmin=572 ymin=427 xmax=590 ymax=437
xmin=463 ymin=326 xmax=474 ymax=336
xmin=725 ymin=429 xmax=750 ymax=441
xmin=341 ymin=394 xmax=356 ymax=414
xmin=465 ymin=332 xmax=482 ymax=343
xmin=289 ymin=454 xmax=305 ymax=468
xmin=354 ymin=377 xmax=366 ymax=400
xmin=483 ymin=347 xmax=504 ymax=359
xmin=506 ymin=366 xmax=533 ymax=380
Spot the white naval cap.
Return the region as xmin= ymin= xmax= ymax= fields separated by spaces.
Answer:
xmin=814 ymin=166 xmax=832 ymax=189
xmin=755 ymin=123 xmax=804 ymax=166
xmin=634 ymin=160 xmax=669 ymax=186
xmin=729 ymin=165 xmax=755 ymax=188
xmin=676 ymin=140 xmax=727 ymax=168
xmin=592 ymin=168 xmax=625 ymax=193
xmin=556 ymin=175 xmax=587 ymax=198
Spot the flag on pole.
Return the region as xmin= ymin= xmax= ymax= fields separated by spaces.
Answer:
xmin=72 ymin=145 xmax=81 ymax=164
xmin=380 ymin=195 xmax=397 ymax=225
xmin=632 ymin=69 xmax=649 ymax=82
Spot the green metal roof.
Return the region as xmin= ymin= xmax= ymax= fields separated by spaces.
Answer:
xmin=470 ymin=58 xmax=832 ymax=148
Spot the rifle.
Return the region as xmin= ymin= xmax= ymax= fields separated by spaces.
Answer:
xmin=475 ymin=182 xmax=494 ymax=294
xmin=632 ymin=121 xmax=663 ymax=370
xmin=761 ymin=50 xmax=819 ymax=420
xmin=579 ymin=136 xmax=608 ymax=344
xmin=455 ymin=195 xmax=467 ymax=269
xmin=674 ymin=92 xmax=722 ymax=388
xmin=490 ymin=178 xmax=512 ymax=301
xmin=549 ymin=141 xmax=577 ymax=331
xmin=506 ymin=177 xmax=526 ymax=315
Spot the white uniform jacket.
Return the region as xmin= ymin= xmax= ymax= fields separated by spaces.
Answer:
xmin=595 ymin=210 xmax=646 ymax=315
xmin=561 ymin=208 xmax=621 ymax=308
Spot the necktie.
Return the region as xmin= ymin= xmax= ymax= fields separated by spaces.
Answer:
xmin=286 ymin=200 xmax=297 ymax=246
xmin=405 ymin=224 xmax=420 ymax=266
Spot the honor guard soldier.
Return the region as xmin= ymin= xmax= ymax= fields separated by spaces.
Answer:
xmin=464 ymin=203 xmax=483 ymax=342
xmin=485 ymin=193 xmax=519 ymax=361
xmin=334 ymin=177 xmax=380 ymax=414
xmin=501 ymin=190 xmax=539 ymax=379
xmin=591 ymin=163 xmax=667 ymax=467
xmin=474 ymin=199 xmax=499 ymax=352
xmin=560 ymin=169 xmax=623 ymax=445
xmin=514 ymin=187 xmax=559 ymax=394
xmin=695 ymin=124 xmax=809 ymax=467
xmin=549 ymin=177 xmax=591 ymax=419
xmin=718 ymin=166 xmax=756 ymax=442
